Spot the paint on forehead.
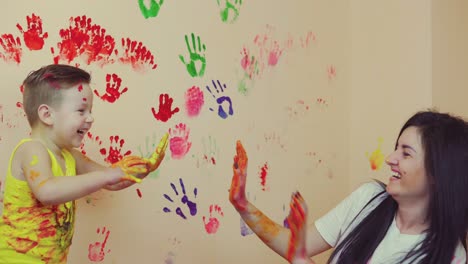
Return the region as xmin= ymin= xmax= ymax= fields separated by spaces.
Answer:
xmin=30 ymin=155 xmax=38 ymax=166
xmin=77 ymin=84 xmax=83 ymax=92
xmin=82 ymin=97 xmax=87 ymax=102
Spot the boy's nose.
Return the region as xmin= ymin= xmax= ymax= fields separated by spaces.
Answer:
xmin=86 ymin=114 xmax=94 ymax=123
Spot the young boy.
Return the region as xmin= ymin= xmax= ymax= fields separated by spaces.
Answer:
xmin=0 ymin=64 xmax=169 ymax=263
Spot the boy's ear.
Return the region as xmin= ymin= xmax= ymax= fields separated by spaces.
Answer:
xmin=37 ymin=104 xmax=55 ymax=126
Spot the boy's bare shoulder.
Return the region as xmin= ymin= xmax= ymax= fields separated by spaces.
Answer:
xmin=11 ymin=140 xmax=51 ymax=181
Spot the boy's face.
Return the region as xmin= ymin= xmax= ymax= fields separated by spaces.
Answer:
xmin=52 ymin=83 xmax=94 ymax=149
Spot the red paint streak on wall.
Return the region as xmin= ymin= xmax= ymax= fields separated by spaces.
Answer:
xmin=100 ymin=135 xmax=131 ymax=164
xmin=118 ymin=37 xmax=157 ymax=72
xmin=0 ymin=34 xmax=22 ymax=64
xmin=259 ymin=162 xmax=269 ymax=191
xmin=136 ymin=188 xmax=142 ymax=198
xmin=16 ymin=13 xmax=48 ymax=51
xmin=184 ymin=86 xmax=204 ymax=117
xmin=53 ymin=15 xmax=116 ymax=67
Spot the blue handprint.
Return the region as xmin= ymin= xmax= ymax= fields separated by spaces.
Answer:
xmin=163 ymin=178 xmax=198 ymax=219
xmin=206 ymin=80 xmax=234 ymax=119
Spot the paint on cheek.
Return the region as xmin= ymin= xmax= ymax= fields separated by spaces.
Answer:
xmin=30 ymin=155 xmax=38 ymax=166
xmin=82 ymin=97 xmax=87 ymax=102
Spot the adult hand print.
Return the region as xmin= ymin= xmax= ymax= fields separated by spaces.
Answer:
xmin=88 ymin=227 xmax=111 ymax=262
xmin=94 ymin=73 xmax=128 ymax=103
xmin=16 ymin=13 xmax=48 ymax=51
xmin=152 ymin=93 xmax=180 ymax=122
xmin=163 ymin=178 xmax=198 ymax=219
xmin=169 ymin=123 xmax=192 ymax=159
xmin=179 ymin=33 xmax=206 ymax=77
xmin=217 ymin=0 xmax=243 ymax=23
xmin=138 ymin=0 xmax=164 ymax=19
xmin=206 ymin=80 xmax=234 ymax=119
xmin=203 ymin=204 xmax=224 ymax=234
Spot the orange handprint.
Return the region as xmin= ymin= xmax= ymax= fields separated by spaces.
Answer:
xmin=88 ymin=227 xmax=111 ymax=262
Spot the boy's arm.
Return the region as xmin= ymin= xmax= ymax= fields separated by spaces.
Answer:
xmin=20 ymin=141 xmax=123 ymax=206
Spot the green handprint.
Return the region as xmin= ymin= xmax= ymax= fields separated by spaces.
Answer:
xmin=217 ymin=0 xmax=243 ymax=23
xmin=179 ymin=33 xmax=207 ymax=77
xmin=138 ymin=0 xmax=164 ymax=19
xmin=138 ymin=133 xmax=168 ymax=179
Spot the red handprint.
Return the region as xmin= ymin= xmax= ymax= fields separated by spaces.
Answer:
xmin=88 ymin=227 xmax=111 ymax=262
xmin=16 ymin=13 xmax=48 ymax=51
xmin=94 ymin=73 xmax=128 ymax=103
xmin=100 ymin=135 xmax=131 ymax=164
xmin=151 ymin=93 xmax=180 ymax=122
xmin=203 ymin=204 xmax=224 ymax=234
xmin=0 ymin=34 xmax=22 ymax=64
xmin=169 ymin=123 xmax=191 ymax=159
xmin=118 ymin=37 xmax=157 ymax=72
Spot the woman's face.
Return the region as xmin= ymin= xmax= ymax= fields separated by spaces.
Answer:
xmin=385 ymin=126 xmax=430 ymax=203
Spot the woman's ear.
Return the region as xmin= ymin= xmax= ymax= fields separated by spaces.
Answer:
xmin=37 ymin=104 xmax=54 ymax=126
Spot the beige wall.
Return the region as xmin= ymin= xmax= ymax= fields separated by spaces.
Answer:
xmin=0 ymin=1 xmax=466 ymax=264
xmin=432 ymin=0 xmax=468 ymax=116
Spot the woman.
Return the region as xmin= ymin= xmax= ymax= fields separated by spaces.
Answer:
xmin=229 ymin=110 xmax=468 ymax=263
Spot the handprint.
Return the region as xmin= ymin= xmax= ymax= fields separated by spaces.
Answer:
xmin=203 ymin=204 xmax=224 ymax=234
xmin=206 ymin=80 xmax=234 ymax=119
xmin=286 ymin=192 xmax=308 ymax=263
xmin=100 ymin=135 xmax=132 ymax=164
xmin=88 ymin=227 xmax=111 ymax=262
xmin=0 ymin=34 xmax=22 ymax=64
xmin=118 ymin=37 xmax=157 ymax=72
xmin=163 ymin=178 xmax=198 ymax=219
xmin=268 ymin=40 xmax=283 ymax=66
xmin=217 ymin=0 xmax=243 ymax=23
xmin=169 ymin=123 xmax=192 ymax=159
xmin=179 ymin=33 xmax=206 ymax=77
xmin=94 ymin=73 xmax=128 ymax=103
xmin=151 ymin=93 xmax=180 ymax=122
xmin=185 ymin=86 xmax=204 ymax=118
xmin=16 ymin=13 xmax=48 ymax=51
xmin=202 ymin=135 xmax=219 ymax=165
xmin=138 ymin=0 xmax=164 ymax=19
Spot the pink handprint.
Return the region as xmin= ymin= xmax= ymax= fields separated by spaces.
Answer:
xmin=0 ymin=34 xmax=22 ymax=64
xmin=16 ymin=13 xmax=48 ymax=51
xmin=268 ymin=40 xmax=283 ymax=66
xmin=203 ymin=204 xmax=224 ymax=234
xmin=169 ymin=123 xmax=192 ymax=159
xmin=88 ymin=227 xmax=111 ymax=262
xmin=184 ymin=86 xmax=204 ymax=118
xmin=152 ymin=93 xmax=180 ymax=122
xmin=94 ymin=73 xmax=128 ymax=103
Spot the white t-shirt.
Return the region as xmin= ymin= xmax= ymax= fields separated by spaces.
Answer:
xmin=315 ymin=181 xmax=466 ymax=264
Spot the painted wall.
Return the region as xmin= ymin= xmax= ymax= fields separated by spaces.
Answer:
xmin=0 ymin=1 xmax=349 ymax=263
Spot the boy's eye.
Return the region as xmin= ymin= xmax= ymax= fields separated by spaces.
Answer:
xmin=403 ymin=152 xmax=411 ymax=157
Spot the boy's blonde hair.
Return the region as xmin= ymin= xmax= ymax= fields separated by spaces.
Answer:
xmin=22 ymin=64 xmax=91 ymax=127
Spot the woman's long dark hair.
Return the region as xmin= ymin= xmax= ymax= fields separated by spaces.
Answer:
xmin=328 ymin=110 xmax=468 ymax=264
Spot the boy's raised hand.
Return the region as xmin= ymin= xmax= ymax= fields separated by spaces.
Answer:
xmin=111 ymin=156 xmax=149 ymax=183
xmin=229 ymin=140 xmax=249 ymax=211
xmin=144 ymin=133 xmax=169 ymax=172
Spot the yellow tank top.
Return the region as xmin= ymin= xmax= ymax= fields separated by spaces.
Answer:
xmin=0 ymin=139 xmax=76 ymax=264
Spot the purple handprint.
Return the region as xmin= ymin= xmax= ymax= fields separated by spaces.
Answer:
xmin=206 ymin=80 xmax=234 ymax=119
xmin=163 ymin=178 xmax=198 ymax=219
